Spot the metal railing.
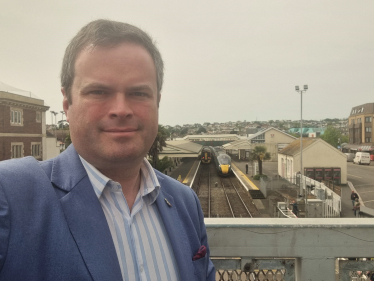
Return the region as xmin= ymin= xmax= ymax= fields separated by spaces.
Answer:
xmin=206 ymin=218 xmax=374 ymax=281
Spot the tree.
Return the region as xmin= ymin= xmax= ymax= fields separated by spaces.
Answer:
xmin=180 ymin=127 xmax=188 ymax=136
xmin=154 ymin=156 xmax=174 ymax=173
xmin=64 ymin=132 xmax=72 ymax=150
xmin=250 ymin=146 xmax=271 ymax=175
xmin=196 ymin=127 xmax=207 ymax=134
xmin=148 ymin=125 xmax=168 ymax=168
xmin=321 ymin=126 xmax=342 ymax=148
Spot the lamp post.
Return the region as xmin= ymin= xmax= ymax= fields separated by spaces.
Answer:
xmin=295 ymin=85 xmax=308 ymax=199
xmin=50 ymin=111 xmax=58 ymax=137
xmin=60 ymin=111 xmax=65 ymax=149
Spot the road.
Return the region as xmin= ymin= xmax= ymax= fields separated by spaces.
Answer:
xmin=347 ymin=162 xmax=374 ymax=208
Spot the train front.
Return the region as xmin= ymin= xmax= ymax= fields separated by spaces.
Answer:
xmin=217 ymin=154 xmax=232 ymax=176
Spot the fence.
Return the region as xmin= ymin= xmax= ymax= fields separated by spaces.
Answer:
xmin=260 ymin=174 xmax=341 ymax=218
xmin=296 ymin=173 xmax=341 ymax=217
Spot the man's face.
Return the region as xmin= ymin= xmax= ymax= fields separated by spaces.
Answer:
xmin=62 ymin=42 xmax=159 ymax=169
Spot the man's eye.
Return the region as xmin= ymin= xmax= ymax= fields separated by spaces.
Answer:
xmin=133 ymin=92 xmax=147 ymax=97
xmin=90 ymin=90 xmax=106 ymax=95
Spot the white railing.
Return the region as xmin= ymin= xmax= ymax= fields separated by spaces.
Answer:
xmin=206 ymin=218 xmax=374 ymax=281
xmin=291 ymin=174 xmax=341 ymax=217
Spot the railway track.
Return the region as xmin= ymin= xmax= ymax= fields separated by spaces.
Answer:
xmin=196 ymin=164 xmax=211 ymax=217
xmin=192 ymin=163 xmax=259 ymax=218
xmin=221 ymin=178 xmax=252 ymax=218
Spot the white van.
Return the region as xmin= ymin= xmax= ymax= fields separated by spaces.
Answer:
xmin=353 ymin=152 xmax=371 ymax=165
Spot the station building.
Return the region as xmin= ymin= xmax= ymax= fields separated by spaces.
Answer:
xmin=223 ymin=127 xmax=296 ymax=161
xmin=278 ymin=138 xmax=347 ymax=184
xmin=0 ymin=81 xmax=50 ymax=161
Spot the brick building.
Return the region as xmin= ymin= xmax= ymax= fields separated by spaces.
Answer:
xmin=0 ymin=81 xmax=49 ymax=161
xmin=345 ymin=103 xmax=374 ymax=153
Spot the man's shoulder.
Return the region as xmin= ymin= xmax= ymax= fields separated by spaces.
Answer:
xmin=0 ymin=157 xmax=55 ymax=187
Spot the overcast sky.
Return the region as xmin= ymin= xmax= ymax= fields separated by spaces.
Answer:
xmin=1 ymin=1 xmax=373 ymax=126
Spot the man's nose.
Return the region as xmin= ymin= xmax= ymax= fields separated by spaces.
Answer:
xmin=108 ymin=93 xmax=133 ymax=118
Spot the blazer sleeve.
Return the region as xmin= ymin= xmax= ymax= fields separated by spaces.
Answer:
xmin=0 ymin=182 xmax=10 ymax=274
xmin=189 ymin=187 xmax=216 ymax=281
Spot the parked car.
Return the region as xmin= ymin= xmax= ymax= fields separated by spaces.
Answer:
xmin=345 ymin=153 xmax=355 ymax=162
xmin=353 ymin=152 xmax=371 ymax=165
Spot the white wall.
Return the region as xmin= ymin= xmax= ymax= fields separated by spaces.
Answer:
xmin=302 ymin=141 xmax=347 ymax=184
xmin=45 ymin=137 xmax=60 ymax=160
xmin=278 ymin=140 xmax=347 ymax=184
xmin=278 ymin=154 xmax=294 ymax=179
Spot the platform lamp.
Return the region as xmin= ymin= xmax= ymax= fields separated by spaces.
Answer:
xmin=60 ymin=111 xmax=66 ymax=148
xmin=50 ymin=111 xmax=58 ymax=137
xmin=295 ymin=85 xmax=308 ymax=200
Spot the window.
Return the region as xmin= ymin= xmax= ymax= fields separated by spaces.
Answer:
xmin=251 ymin=133 xmax=265 ymax=143
xmin=31 ymin=143 xmax=42 ymax=158
xmin=365 ymin=137 xmax=372 ymax=143
xmin=365 ymin=116 xmax=372 ymax=123
xmin=357 ymin=118 xmax=361 ymax=123
xmin=10 ymin=108 xmax=23 ymax=126
xmin=36 ymin=111 xmax=41 ymax=123
xmin=11 ymin=143 xmax=23 ymax=158
xmin=351 ymin=119 xmax=355 ymax=124
xmin=365 ymin=127 xmax=372 ymax=133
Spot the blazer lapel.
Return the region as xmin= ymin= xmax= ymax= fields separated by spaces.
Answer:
xmin=51 ymin=145 xmax=122 ymax=281
xmin=156 ymin=187 xmax=196 ymax=280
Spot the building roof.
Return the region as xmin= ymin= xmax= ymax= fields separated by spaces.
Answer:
xmin=249 ymin=127 xmax=296 ymax=141
xmin=349 ymin=103 xmax=374 ymax=117
xmin=159 ymin=140 xmax=203 ymax=158
xmin=279 ymin=138 xmax=346 ymax=158
xmin=222 ymin=127 xmax=296 ymax=150
xmin=182 ymin=134 xmax=240 ymax=141
xmin=278 ymin=138 xmax=318 ymax=156
xmin=222 ymin=139 xmax=252 ymax=150
xmin=0 ymin=80 xmax=41 ymax=100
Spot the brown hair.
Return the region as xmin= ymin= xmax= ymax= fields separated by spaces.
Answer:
xmin=61 ymin=19 xmax=164 ymax=104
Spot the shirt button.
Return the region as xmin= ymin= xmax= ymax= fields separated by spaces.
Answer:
xmin=139 ymin=265 xmax=144 ymax=272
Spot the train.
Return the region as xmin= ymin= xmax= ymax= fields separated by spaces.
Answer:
xmin=211 ymin=146 xmax=232 ymax=176
xmin=200 ymin=146 xmax=212 ymax=164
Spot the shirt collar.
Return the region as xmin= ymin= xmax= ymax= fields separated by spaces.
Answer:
xmin=79 ymin=156 xmax=161 ymax=204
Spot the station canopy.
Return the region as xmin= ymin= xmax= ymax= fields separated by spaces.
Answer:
xmin=222 ymin=139 xmax=252 ymax=150
xmin=181 ymin=134 xmax=241 ymax=142
xmin=159 ymin=140 xmax=203 ymax=158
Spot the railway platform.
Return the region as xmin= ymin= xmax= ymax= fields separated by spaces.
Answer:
xmin=230 ymin=160 xmax=274 ymax=217
xmin=169 ymin=158 xmax=199 ymax=185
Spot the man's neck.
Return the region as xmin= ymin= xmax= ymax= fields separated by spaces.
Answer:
xmin=100 ymin=164 xmax=143 ymax=211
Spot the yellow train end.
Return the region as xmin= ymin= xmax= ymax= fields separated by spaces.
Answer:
xmin=220 ymin=164 xmax=230 ymax=174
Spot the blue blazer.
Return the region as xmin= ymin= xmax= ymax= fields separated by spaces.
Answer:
xmin=0 ymin=145 xmax=215 ymax=281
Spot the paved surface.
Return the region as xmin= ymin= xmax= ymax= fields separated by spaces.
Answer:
xmin=347 ymin=162 xmax=374 ymax=209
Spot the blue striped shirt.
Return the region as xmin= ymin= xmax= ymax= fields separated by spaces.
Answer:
xmin=79 ymin=156 xmax=180 ymax=281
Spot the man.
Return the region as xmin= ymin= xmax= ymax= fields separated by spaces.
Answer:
xmin=0 ymin=19 xmax=215 ymax=281
xmin=245 ymin=163 xmax=248 ymax=174
xmin=351 ymin=190 xmax=359 ymax=210
xmin=290 ymin=200 xmax=298 ymax=217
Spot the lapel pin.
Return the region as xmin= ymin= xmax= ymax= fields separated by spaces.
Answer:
xmin=165 ymin=198 xmax=172 ymax=207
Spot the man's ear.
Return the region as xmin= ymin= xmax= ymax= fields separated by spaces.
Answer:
xmin=61 ymin=87 xmax=70 ymax=123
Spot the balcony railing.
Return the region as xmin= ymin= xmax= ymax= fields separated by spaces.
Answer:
xmin=206 ymin=218 xmax=374 ymax=281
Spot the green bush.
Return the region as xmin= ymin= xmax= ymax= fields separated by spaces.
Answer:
xmin=253 ymin=174 xmax=268 ymax=180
